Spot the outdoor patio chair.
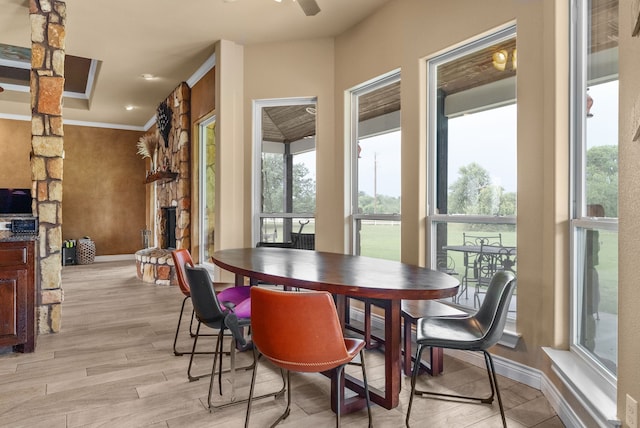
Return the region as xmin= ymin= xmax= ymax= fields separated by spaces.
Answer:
xmin=458 ymin=233 xmax=502 ymax=303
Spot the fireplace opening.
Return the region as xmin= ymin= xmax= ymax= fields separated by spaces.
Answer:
xmin=161 ymin=207 xmax=177 ymax=249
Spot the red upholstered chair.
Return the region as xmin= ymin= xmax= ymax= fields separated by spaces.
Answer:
xmin=171 ymin=249 xmax=251 ymax=356
xmin=245 ymin=287 xmax=372 ymax=428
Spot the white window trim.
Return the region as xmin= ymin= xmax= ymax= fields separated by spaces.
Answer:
xmin=542 ymin=1 xmax=619 ymax=425
xmin=198 ymin=114 xmax=216 ymax=268
xmin=252 ymin=97 xmax=317 ymax=245
xmin=543 ymin=348 xmax=620 ymax=427
xmin=347 ymin=70 xmax=401 ymax=255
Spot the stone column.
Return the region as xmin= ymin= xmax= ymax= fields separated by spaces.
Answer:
xmin=30 ymin=0 xmax=66 ymax=333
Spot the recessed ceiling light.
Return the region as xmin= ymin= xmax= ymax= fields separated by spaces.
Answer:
xmin=125 ymin=105 xmax=134 ymax=111
xmin=141 ymin=74 xmax=155 ymax=80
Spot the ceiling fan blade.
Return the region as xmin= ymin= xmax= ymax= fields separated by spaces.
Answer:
xmin=298 ymin=0 xmax=320 ymax=16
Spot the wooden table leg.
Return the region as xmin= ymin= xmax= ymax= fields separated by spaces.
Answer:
xmin=383 ymin=299 xmax=401 ymax=409
xmin=341 ymin=299 xmax=400 ymax=411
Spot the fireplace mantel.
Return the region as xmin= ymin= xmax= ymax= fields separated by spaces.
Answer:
xmin=145 ymin=171 xmax=178 ymax=184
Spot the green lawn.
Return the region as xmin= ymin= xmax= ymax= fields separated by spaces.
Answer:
xmin=265 ymin=220 xmax=618 ymax=315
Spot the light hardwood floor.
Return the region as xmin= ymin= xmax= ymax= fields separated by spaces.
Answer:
xmin=0 ymin=260 xmax=564 ymax=427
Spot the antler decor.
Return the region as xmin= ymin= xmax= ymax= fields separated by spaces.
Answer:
xmin=157 ymin=101 xmax=172 ymax=148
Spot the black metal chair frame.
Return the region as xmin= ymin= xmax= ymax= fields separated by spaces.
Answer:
xmin=184 ymin=265 xmax=285 ymax=410
xmin=406 ymin=271 xmax=517 ymax=428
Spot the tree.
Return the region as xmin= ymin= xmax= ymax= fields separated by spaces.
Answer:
xmin=448 ymin=162 xmax=514 ymax=215
xmin=586 ymin=145 xmax=618 ymax=217
xmin=357 ymin=192 xmax=401 ymax=214
xmin=261 ymin=154 xmax=284 ymax=212
xmin=292 ymin=163 xmax=316 ymax=213
xmin=261 ymin=153 xmax=316 ymax=213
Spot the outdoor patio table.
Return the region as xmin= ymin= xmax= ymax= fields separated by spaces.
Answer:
xmin=211 ymin=247 xmax=459 ymax=412
xmin=443 ymin=244 xmax=516 ymax=301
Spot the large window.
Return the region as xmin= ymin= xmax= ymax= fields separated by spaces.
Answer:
xmin=427 ymin=26 xmax=517 ymax=313
xmin=349 ymin=72 xmax=401 ymax=260
xmin=253 ymin=98 xmax=316 ymax=246
xmin=571 ymin=0 xmax=618 ymax=380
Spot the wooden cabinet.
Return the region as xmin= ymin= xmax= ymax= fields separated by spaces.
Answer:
xmin=0 ymin=240 xmax=36 ymax=352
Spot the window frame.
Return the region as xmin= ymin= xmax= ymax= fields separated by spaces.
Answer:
xmin=198 ymin=114 xmax=217 ymax=267
xmin=347 ymin=70 xmax=401 ymax=257
xmin=568 ymin=0 xmax=618 ymax=387
xmin=252 ymin=97 xmax=317 ymax=246
xmin=426 ymin=25 xmax=517 ymax=320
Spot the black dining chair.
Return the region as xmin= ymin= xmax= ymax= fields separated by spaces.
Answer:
xmin=185 ymin=265 xmax=284 ymax=411
xmin=406 ymin=270 xmax=517 ymax=428
xmin=184 ymin=265 xmax=253 ymax=409
xmin=171 ymin=249 xmax=250 ymax=357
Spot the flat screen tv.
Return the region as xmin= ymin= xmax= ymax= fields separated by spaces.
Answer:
xmin=0 ymin=188 xmax=33 ymax=215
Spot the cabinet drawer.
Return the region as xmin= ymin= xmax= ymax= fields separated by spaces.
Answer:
xmin=0 ymin=247 xmax=27 ymax=267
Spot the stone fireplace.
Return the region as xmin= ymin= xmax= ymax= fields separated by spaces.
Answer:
xmin=136 ymin=82 xmax=191 ymax=286
xmin=150 ymin=82 xmax=191 ymax=251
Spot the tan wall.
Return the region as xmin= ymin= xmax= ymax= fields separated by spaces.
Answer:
xmin=617 ymin=0 xmax=640 ymax=418
xmin=0 ymin=119 xmax=146 ymax=255
xmin=243 ymin=38 xmax=335 ymax=251
xmin=0 ymin=119 xmax=32 ymax=188
xmin=61 ymin=125 xmax=145 ymax=255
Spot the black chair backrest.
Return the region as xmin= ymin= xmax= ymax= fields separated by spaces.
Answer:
xmin=184 ymin=265 xmax=227 ymax=325
xmin=474 ymin=270 xmax=517 ymax=347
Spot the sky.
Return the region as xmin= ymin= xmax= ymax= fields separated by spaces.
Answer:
xmin=448 ymin=104 xmax=517 ymax=193
xmin=357 ymin=131 xmax=402 ymax=198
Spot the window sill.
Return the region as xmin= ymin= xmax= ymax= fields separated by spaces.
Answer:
xmin=542 ymin=347 xmax=620 ymax=427
xmin=499 ymin=325 xmax=521 ymax=348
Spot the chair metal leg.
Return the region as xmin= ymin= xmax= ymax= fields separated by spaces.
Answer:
xmin=270 ymin=370 xmax=292 ymax=427
xmin=188 ymin=308 xmax=197 ymax=337
xmin=173 ymin=296 xmax=218 ymax=357
xmin=206 ymin=329 xmax=227 ymax=410
xmin=173 ymin=296 xmax=190 ymax=356
xmin=484 ymin=351 xmax=507 ymax=428
xmin=335 ymin=365 xmax=343 ymax=428
xmin=406 ymin=345 xmax=506 ymax=428
xmin=207 ymin=338 xmax=284 ymax=412
xmin=187 ymin=322 xmax=212 ymax=381
xmin=245 ymin=352 xmax=287 ymax=427
xmin=405 ymin=343 xmax=424 ymax=427
xmin=359 ymin=349 xmax=373 ymax=428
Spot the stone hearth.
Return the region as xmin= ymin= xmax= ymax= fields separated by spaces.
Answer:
xmin=135 ymin=248 xmax=177 ymax=286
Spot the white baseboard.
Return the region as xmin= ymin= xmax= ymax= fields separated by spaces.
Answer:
xmin=351 ymin=306 xmax=589 ymax=428
xmin=94 ymin=254 xmax=135 ymax=262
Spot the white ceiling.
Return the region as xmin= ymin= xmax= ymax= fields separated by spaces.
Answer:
xmin=0 ymin=0 xmax=390 ymax=129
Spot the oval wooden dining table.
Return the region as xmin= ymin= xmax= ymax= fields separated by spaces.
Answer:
xmin=211 ymin=247 xmax=459 ymax=412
